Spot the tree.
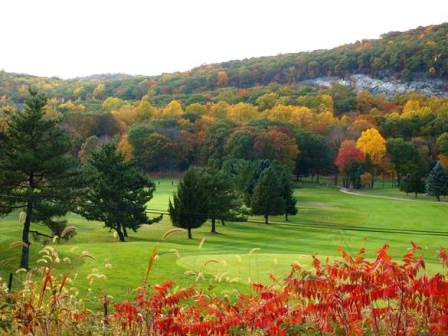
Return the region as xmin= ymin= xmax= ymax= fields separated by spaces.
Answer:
xmin=437 ymin=133 xmax=448 ymax=167
xmin=161 ymin=100 xmax=183 ymax=119
xmin=102 ymin=97 xmax=125 ymax=111
xmin=426 ymin=161 xmax=448 ymax=201
xmin=401 ymin=172 xmax=426 ymax=198
xmin=356 ymin=128 xmax=386 ymax=164
xmin=78 ymin=135 xmax=102 ymax=162
xmin=201 ymin=169 xmax=243 ymax=233
xmin=356 ymin=128 xmax=386 ymax=186
xmin=227 ymin=103 xmax=258 ymax=124
xmin=436 ymin=133 xmax=448 ymax=156
xmin=252 ymin=129 xmax=299 ymax=170
xmin=386 ymin=139 xmax=425 ymax=186
xmin=77 ymin=142 xmax=159 ymax=242
xmin=0 ymin=90 xmax=80 ymax=269
xmin=274 ymin=163 xmax=297 ymax=221
xmin=335 ymin=140 xmax=365 ymax=188
xmin=250 ymin=166 xmax=285 ymax=224
xmin=295 ymin=130 xmax=334 ymax=182
xmin=169 ymin=168 xmax=208 ymax=239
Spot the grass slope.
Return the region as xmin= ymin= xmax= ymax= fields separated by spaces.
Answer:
xmin=0 ymin=179 xmax=447 ymax=304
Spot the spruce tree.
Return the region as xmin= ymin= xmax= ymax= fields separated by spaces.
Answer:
xmin=426 ymin=161 xmax=448 ymax=201
xmin=250 ymin=166 xmax=285 ymax=224
xmin=0 ymin=90 xmax=80 ymax=269
xmin=202 ymin=169 xmax=243 ymax=233
xmin=77 ymin=142 xmax=160 ymax=241
xmin=169 ymin=168 xmax=208 ymax=239
xmin=275 ymin=163 xmax=297 ymax=221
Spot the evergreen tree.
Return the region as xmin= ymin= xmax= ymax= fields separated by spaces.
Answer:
xmin=426 ymin=161 xmax=448 ymax=201
xmin=401 ymin=172 xmax=426 ymax=198
xmin=275 ymin=163 xmax=298 ymax=221
xmin=169 ymin=168 xmax=208 ymax=239
xmin=250 ymin=166 xmax=285 ymax=224
xmin=77 ymin=142 xmax=160 ymax=241
xmin=0 ymin=90 xmax=80 ymax=269
xmin=202 ymin=169 xmax=243 ymax=233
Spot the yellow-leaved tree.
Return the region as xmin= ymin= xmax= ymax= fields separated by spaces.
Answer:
xmin=161 ymin=100 xmax=183 ymax=118
xmin=356 ymin=128 xmax=386 ymax=166
xmin=356 ymin=128 xmax=387 ymax=187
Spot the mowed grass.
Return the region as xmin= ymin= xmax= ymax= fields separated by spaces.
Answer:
xmin=0 ymin=179 xmax=447 ymax=305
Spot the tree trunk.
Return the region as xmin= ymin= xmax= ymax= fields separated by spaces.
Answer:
xmin=285 ymin=213 xmax=288 ymax=221
xmin=264 ymin=214 xmax=269 ymax=224
xmin=116 ymin=226 xmax=125 ymax=242
xmin=221 ymin=219 xmax=225 ymax=226
xmin=20 ymin=201 xmax=33 ymax=269
xmin=123 ymin=226 xmax=128 ymax=238
xmin=437 ymin=195 xmax=441 ymax=201
xmin=188 ymin=227 xmax=192 ymax=239
xmin=211 ymin=218 xmax=217 ymax=233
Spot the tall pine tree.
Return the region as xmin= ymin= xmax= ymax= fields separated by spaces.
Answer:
xmin=250 ymin=166 xmax=285 ymax=224
xmin=77 ymin=142 xmax=160 ymax=242
xmin=169 ymin=168 xmax=208 ymax=239
xmin=0 ymin=90 xmax=80 ymax=269
xmin=202 ymin=169 xmax=243 ymax=233
xmin=275 ymin=163 xmax=298 ymax=221
xmin=426 ymin=161 xmax=448 ymax=201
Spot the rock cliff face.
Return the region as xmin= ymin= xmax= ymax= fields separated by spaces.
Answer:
xmin=300 ymin=74 xmax=448 ymax=98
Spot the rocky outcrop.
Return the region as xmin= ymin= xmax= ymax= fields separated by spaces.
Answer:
xmin=300 ymin=74 xmax=448 ymax=98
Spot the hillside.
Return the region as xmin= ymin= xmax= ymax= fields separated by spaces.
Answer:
xmin=1 ymin=22 xmax=448 ymax=105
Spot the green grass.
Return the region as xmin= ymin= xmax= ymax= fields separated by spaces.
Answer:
xmin=0 ymin=179 xmax=447 ymax=305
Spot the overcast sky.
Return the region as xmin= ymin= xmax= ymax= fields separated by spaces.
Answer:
xmin=1 ymin=0 xmax=447 ymax=79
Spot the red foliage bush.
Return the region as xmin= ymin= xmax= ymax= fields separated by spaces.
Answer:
xmin=108 ymin=244 xmax=448 ymax=335
xmin=2 ymin=244 xmax=448 ymax=335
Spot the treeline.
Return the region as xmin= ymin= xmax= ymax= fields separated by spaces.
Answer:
xmin=44 ymin=87 xmax=448 ymax=186
xmin=1 ymin=23 xmax=447 ymax=105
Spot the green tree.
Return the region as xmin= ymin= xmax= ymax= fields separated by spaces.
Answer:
xmin=169 ymin=168 xmax=208 ymax=239
xmin=0 ymin=90 xmax=80 ymax=269
xmin=401 ymin=172 xmax=426 ymax=198
xmin=386 ymin=139 xmax=423 ymax=185
xmin=295 ymin=130 xmax=334 ymax=182
xmin=437 ymin=133 xmax=448 ymax=156
xmin=250 ymin=166 xmax=285 ymax=224
xmin=275 ymin=163 xmax=297 ymax=221
xmin=426 ymin=161 xmax=448 ymax=201
xmin=202 ymin=169 xmax=243 ymax=233
xmin=77 ymin=142 xmax=159 ymax=242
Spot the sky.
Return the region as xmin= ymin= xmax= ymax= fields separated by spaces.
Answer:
xmin=1 ymin=0 xmax=447 ymax=79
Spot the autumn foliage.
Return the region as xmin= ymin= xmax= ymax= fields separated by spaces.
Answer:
xmin=335 ymin=140 xmax=365 ymax=171
xmin=2 ymin=244 xmax=448 ymax=335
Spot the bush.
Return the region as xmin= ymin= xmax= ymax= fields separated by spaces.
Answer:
xmin=1 ymin=244 xmax=448 ymax=335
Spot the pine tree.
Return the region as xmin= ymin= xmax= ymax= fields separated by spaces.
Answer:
xmin=275 ymin=163 xmax=297 ymax=221
xmin=426 ymin=161 xmax=448 ymax=201
xmin=250 ymin=166 xmax=285 ymax=224
xmin=169 ymin=168 xmax=208 ymax=239
xmin=0 ymin=89 xmax=80 ymax=269
xmin=401 ymin=172 xmax=426 ymax=198
xmin=202 ymin=169 xmax=243 ymax=233
xmin=77 ymin=142 xmax=160 ymax=241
